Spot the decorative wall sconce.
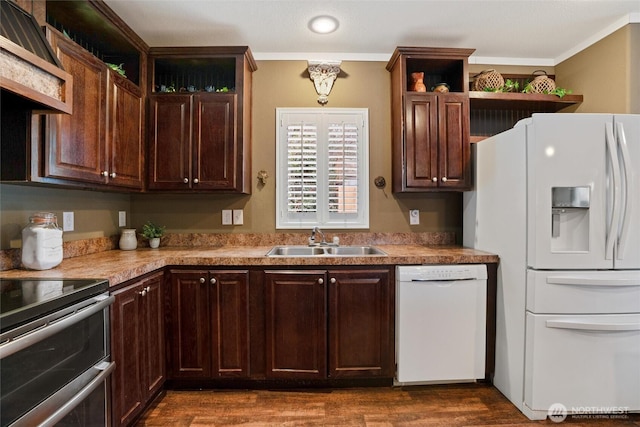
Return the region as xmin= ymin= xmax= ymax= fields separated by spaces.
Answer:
xmin=307 ymin=60 xmax=342 ymax=105
xmin=257 ymin=170 xmax=269 ymax=185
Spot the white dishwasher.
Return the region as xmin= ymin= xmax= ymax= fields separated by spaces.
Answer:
xmin=395 ymin=264 xmax=487 ymax=385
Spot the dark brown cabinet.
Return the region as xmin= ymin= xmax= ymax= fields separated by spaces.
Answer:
xmin=387 ymin=47 xmax=474 ymax=192
xmin=147 ymin=47 xmax=256 ymax=193
xmin=404 ymin=93 xmax=470 ymax=190
xmin=110 ymin=271 xmax=165 ymax=427
xmin=148 ymin=93 xmax=237 ymax=191
xmin=328 ymin=269 xmax=393 ymax=379
xmin=39 ymin=27 xmax=144 ymax=190
xmin=264 ymin=268 xmax=394 ymax=380
xmin=264 ymin=270 xmax=327 ymax=380
xmin=167 ymin=269 xmax=250 ymax=380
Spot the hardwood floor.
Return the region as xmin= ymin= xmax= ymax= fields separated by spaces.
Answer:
xmin=136 ymin=384 xmax=640 ymax=426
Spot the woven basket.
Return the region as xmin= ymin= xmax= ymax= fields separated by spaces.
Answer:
xmin=527 ymin=70 xmax=556 ymax=94
xmin=472 ymin=69 xmax=504 ymax=91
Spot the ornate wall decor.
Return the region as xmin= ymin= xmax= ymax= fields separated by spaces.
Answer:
xmin=307 ymin=60 xmax=342 ymax=105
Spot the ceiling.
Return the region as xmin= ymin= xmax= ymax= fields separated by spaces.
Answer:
xmin=103 ymin=0 xmax=640 ymax=65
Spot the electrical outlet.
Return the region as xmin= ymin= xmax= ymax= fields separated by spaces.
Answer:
xmin=222 ymin=210 xmax=233 ymax=225
xmin=118 ymin=211 xmax=127 ymax=227
xmin=233 ymin=209 xmax=244 ymax=225
xmin=63 ymin=211 xmax=75 ymax=231
xmin=409 ymin=209 xmax=420 ymax=225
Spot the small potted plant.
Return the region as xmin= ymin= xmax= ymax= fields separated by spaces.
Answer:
xmin=141 ymin=221 xmax=166 ymax=249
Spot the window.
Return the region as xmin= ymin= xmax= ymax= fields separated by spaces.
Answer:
xmin=276 ymin=108 xmax=369 ymax=229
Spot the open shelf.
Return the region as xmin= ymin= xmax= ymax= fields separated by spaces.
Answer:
xmin=470 ymin=91 xmax=583 ymax=111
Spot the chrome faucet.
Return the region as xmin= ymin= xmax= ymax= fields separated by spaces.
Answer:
xmin=309 ymin=227 xmax=327 ymax=246
xmin=309 ymin=227 xmax=340 ymax=246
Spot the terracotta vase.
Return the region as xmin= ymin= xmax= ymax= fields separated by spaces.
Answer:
xmin=410 ymin=72 xmax=427 ymax=92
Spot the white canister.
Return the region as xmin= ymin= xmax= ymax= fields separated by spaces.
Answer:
xmin=21 ymin=212 xmax=63 ymax=270
xmin=119 ymin=229 xmax=138 ymax=250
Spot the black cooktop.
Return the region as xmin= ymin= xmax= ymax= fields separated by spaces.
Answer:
xmin=0 ymin=278 xmax=109 ymax=333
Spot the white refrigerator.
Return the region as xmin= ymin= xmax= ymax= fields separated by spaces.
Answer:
xmin=463 ymin=113 xmax=640 ymax=420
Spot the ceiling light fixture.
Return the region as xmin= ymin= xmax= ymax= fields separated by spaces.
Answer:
xmin=308 ymin=15 xmax=339 ymax=34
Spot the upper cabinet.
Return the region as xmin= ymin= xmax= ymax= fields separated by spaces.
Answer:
xmin=1 ymin=0 xmax=148 ymax=190
xmin=147 ymin=47 xmax=256 ymax=193
xmin=42 ymin=27 xmax=144 ymax=189
xmin=387 ymin=47 xmax=475 ymax=192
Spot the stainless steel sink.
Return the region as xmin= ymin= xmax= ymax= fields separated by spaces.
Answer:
xmin=266 ymin=245 xmax=386 ymax=257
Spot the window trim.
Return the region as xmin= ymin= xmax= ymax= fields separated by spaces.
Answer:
xmin=275 ymin=107 xmax=370 ymax=230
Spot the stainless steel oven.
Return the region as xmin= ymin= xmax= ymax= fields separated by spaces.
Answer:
xmin=0 ymin=278 xmax=114 ymax=427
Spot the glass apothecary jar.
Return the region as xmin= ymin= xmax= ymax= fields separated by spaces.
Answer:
xmin=21 ymin=212 xmax=64 ymax=270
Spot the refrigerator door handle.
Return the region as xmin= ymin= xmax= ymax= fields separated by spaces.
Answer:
xmin=605 ymin=122 xmax=621 ymax=260
xmin=546 ymin=319 xmax=640 ymax=332
xmin=615 ymin=122 xmax=632 ymax=261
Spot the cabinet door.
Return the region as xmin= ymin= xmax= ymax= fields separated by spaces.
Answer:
xmin=168 ymin=270 xmax=211 ymax=378
xmin=210 ymin=270 xmax=250 ymax=378
xmin=404 ymin=93 xmax=439 ymax=189
xmin=193 ymin=94 xmax=238 ymax=190
xmin=264 ymin=271 xmax=327 ymax=379
xmin=111 ymin=282 xmax=144 ymax=427
xmin=437 ymin=93 xmax=470 ymax=189
xmin=148 ymin=94 xmax=192 ymax=190
xmin=108 ymin=72 xmax=144 ymax=189
xmin=140 ymin=272 xmax=165 ymax=398
xmin=45 ymin=32 xmax=107 ymax=184
xmin=328 ymin=269 xmax=394 ymax=378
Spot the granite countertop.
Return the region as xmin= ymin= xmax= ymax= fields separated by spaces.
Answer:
xmin=0 ymin=245 xmax=498 ymax=287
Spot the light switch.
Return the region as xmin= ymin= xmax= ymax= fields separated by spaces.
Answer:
xmin=233 ymin=209 xmax=244 ymax=225
xmin=409 ymin=209 xmax=419 ymax=225
xmin=118 ymin=211 xmax=127 ymax=227
xmin=222 ymin=210 xmax=233 ymax=225
xmin=63 ymin=211 xmax=75 ymax=231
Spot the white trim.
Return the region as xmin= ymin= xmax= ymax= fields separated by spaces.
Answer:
xmin=254 ymin=52 xmax=391 ymax=62
xmin=469 ymin=56 xmax=556 ymax=67
xmin=554 ymin=13 xmax=639 ymax=64
xmin=253 ymin=13 xmax=640 ymax=67
xmin=276 ymin=108 xmax=370 ymax=230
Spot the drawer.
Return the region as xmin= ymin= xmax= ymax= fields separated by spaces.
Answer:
xmin=526 ymin=270 xmax=640 ymax=314
xmin=524 ymin=312 xmax=640 ymax=412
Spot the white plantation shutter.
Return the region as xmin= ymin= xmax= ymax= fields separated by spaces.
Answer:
xmin=287 ymin=123 xmax=318 ymax=213
xmin=327 ymin=123 xmax=358 ymax=213
xmin=276 ymin=108 xmax=369 ymax=229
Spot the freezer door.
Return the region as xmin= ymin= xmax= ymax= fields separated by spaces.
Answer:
xmin=527 ymin=114 xmax=613 ymax=269
xmin=613 ymin=115 xmax=640 ymax=269
xmin=524 ymin=312 xmax=640 ymax=413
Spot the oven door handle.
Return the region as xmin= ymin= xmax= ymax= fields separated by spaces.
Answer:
xmin=38 ymin=360 xmax=116 ymax=427
xmin=0 ymin=294 xmax=114 ymax=359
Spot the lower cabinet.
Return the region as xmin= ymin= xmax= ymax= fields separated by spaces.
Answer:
xmin=167 ymin=269 xmax=250 ymax=379
xmin=264 ymin=268 xmax=394 ymax=380
xmin=110 ymin=271 xmax=165 ymax=427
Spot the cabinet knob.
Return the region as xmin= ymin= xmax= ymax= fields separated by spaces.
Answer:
xmin=138 ymin=289 xmax=147 ymax=297
xmin=102 ymin=171 xmax=109 ymax=177
xmin=183 ymin=178 xmax=189 ymax=184
xmin=210 ymin=278 xmax=217 ymax=285
xmin=193 ymin=178 xmax=199 ymax=184
xmin=199 ymin=277 xmax=206 ymax=284
xmin=110 ymin=172 xmax=117 ymax=178
xmin=432 ymin=177 xmax=438 ymax=182
xmin=330 ymin=278 xmax=336 ymax=284
xmin=441 ymin=177 xmax=447 ymax=182
xmin=317 ymin=278 xmax=324 ymax=285
xmin=145 ymin=286 xmax=150 ymax=293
